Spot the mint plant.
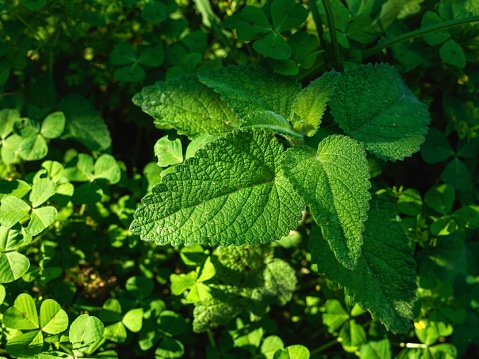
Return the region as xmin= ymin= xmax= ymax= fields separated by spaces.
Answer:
xmin=1 ymin=0 xmax=479 ymax=358
xmin=130 ymin=63 xmax=430 ymax=333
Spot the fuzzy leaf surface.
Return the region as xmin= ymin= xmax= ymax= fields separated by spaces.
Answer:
xmin=130 ymin=130 xmax=303 ymax=246
xmin=198 ymin=66 xmax=301 ymax=120
xmin=133 ymin=74 xmax=239 ymax=138
xmin=282 ymin=135 xmax=370 ymax=269
xmin=329 ymin=63 xmax=430 ymax=161
xmin=309 ymin=197 xmax=417 ymax=334
xmin=291 ymin=71 xmax=340 ymax=136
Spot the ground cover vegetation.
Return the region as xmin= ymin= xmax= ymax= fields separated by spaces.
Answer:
xmin=0 ymin=0 xmax=478 ymax=358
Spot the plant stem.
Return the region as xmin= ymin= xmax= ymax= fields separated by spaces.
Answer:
xmin=363 ymin=15 xmax=479 ymax=59
xmin=207 ymin=330 xmax=217 ymax=349
xmin=321 ymin=0 xmax=341 ymax=71
xmin=309 ymin=0 xmax=324 ymax=47
xmin=310 ymin=338 xmax=339 ymax=355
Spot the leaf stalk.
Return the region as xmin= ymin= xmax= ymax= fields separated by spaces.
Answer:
xmin=363 ymin=15 xmax=479 ymax=59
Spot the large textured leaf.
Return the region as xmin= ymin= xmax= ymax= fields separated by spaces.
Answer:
xmin=309 ymin=197 xmax=417 ymax=333
xmin=282 ymin=135 xmax=370 ymax=269
xmin=130 ymin=130 xmax=303 ymax=246
xmin=133 ymin=74 xmax=239 ymax=138
xmin=329 ymin=63 xmax=430 ymax=161
xmin=197 ymin=65 xmax=301 ymax=120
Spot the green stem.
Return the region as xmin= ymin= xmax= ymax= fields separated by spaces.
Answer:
xmin=310 ymin=338 xmax=339 ymax=355
xmin=14 ymin=13 xmax=43 ymax=41
xmin=58 ymin=343 xmax=74 ymax=356
xmin=207 ymin=330 xmax=217 ymax=349
xmin=363 ymin=15 xmax=479 ymax=59
xmin=321 ymin=0 xmax=341 ymax=71
xmin=309 ymin=0 xmax=325 ymax=48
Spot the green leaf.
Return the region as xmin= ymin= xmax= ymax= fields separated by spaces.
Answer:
xmin=339 ymin=319 xmax=367 ymax=352
xmin=0 ymin=196 xmax=30 ymax=228
xmin=0 ymin=251 xmax=30 ymax=283
xmin=104 ymin=322 xmax=127 ymax=343
xmin=290 ymin=31 xmax=320 ymax=69
xmin=64 ymin=154 xmax=94 ymax=182
xmin=155 ymin=337 xmax=184 ymax=359
xmin=273 ymin=345 xmax=310 ymax=359
xmin=241 ymin=111 xmax=303 ymax=143
xmin=440 ymin=39 xmax=466 ymax=68
xmin=39 ymin=299 xmax=69 ymax=334
xmin=269 ymin=59 xmax=299 ymax=76
xmin=282 ymin=135 xmax=370 ymax=269
xmin=69 ymin=315 xmax=104 ymax=354
xmin=72 ymin=182 xmax=103 ymax=205
xmin=322 ymin=299 xmax=349 ymax=332
xmin=114 ymin=64 xmax=146 ymax=82
xmin=359 ymin=339 xmax=392 ymax=359
xmin=198 ymin=65 xmax=301 ymax=120
xmin=421 ymin=128 xmax=454 ymax=164
xmin=261 ymin=336 xmax=284 ymax=359
xmin=347 ymin=15 xmax=379 ymax=44
xmin=424 ymin=184 xmax=455 ymax=215
xmin=157 ymin=310 xmax=187 ymax=336
xmin=94 ymin=154 xmax=121 ymax=184
xmin=133 ymin=74 xmax=239 ymax=138
xmin=310 ymin=197 xmax=417 ymax=334
xmin=453 ymin=205 xmax=479 ymax=229
xmin=0 ymin=179 xmax=31 ymax=200
xmin=122 ymin=308 xmax=143 ymax=332
xmin=41 ymin=112 xmax=66 ymax=139
xmin=58 ymin=95 xmax=112 ymax=152
xmin=109 ymin=42 xmax=136 ymax=65
xmin=138 ymin=44 xmax=165 ymax=67
xmin=126 ymin=276 xmax=154 ymax=300
xmin=141 ymin=0 xmax=169 ymax=23
xmin=421 ymin=11 xmax=450 ymax=45
xmin=197 ymin=256 xmax=216 ymax=282
xmin=263 ymin=259 xmax=297 ymax=305
xmin=271 ymin=0 xmax=308 ymax=32
xmin=19 ymin=134 xmax=48 ymax=161
xmin=42 ymin=160 xmax=65 ymax=182
xmin=329 ymin=63 xmax=430 ymax=161
xmin=0 ymin=109 xmax=20 ymax=139
xmin=171 ymin=272 xmax=197 ymax=295
xmin=154 ymin=136 xmax=183 ymax=167
xmin=3 ymin=293 xmax=39 ymax=329
xmin=179 ymin=244 xmax=207 ymax=266
xmin=100 ymin=298 xmax=123 ymax=323
xmin=233 ymin=6 xmax=272 ymax=41
xmin=440 ymin=157 xmax=472 ymax=191
xmin=27 ymin=206 xmax=57 ymax=236
xmin=6 ymin=330 xmax=43 ymax=358
xmin=21 ymin=0 xmax=46 ymax=11
xmin=397 ymin=188 xmax=422 ymax=216
xmin=0 ymin=284 xmax=5 ymax=305
xmin=185 ymin=134 xmax=215 ymax=159
xmin=253 ymin=32 xmax=292 ymax=60
xmin=130 ymin=130 xmax=303 ymax=246
xmin=30 ymin=177 xmax=56 ymax=208
xmin=291 ymin=71 xmax=340 ymax=137
xmin=1 ymin=134 xmax=22 ymax=164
